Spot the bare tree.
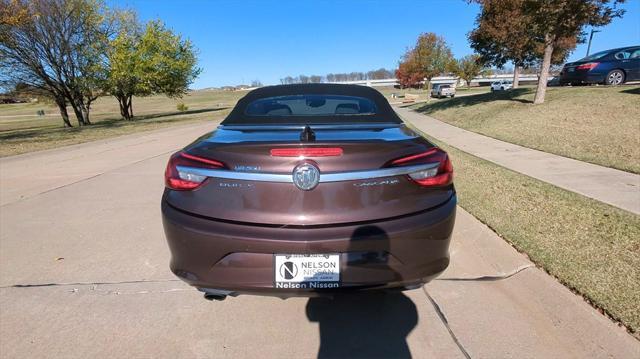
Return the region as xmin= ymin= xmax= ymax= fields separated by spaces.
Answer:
xmin=0 ymin=0 xmax=114 ymax=126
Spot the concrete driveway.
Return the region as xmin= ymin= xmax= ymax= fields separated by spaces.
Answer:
xmin=1 ymin=121 xmax=638 ymax=358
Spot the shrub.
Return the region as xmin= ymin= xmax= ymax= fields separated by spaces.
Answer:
xmin=176 ymin=103 xmax=188 ymax=112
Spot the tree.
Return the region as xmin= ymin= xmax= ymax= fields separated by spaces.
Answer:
xmin=470 ymin=0 xmax=535 ymax=88
xmin=104 ymin=20 xmax=201 ymax=120
xmin=308 ymin=75 xmax=322 ymax=83
xmin=1 ymin=0 xmax=115 ymax=127
xmin=395 ymin=33 xmax=453 ymax=91
xmin=395 ymin=52 xmax=423 ymax=88
xmin=412 ymin=33 xmax=454 ymax=91
xmin=523 ymin=0 xmax=625 ymax=104
xmin=470 ymin=0 xmax=624 ymax=103
xmin=452 ymin=54 xmax=487 ymax=88
xmin=367 ymin=68 xmax=394 ymax=80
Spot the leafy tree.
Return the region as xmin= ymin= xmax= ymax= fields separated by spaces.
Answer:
xmin=104 ymin=19 xmax=201 ymax=120
xmin=395 ymin=33 xmax=454 ymax=91
xmin=1 ymin=0 xmax=114 ymax=127
xmin=395 ymin=50 xmax=423 ymax=88
xmin=469 ymin=0 xmax=579 ymax=89
xmin=452 ymin=54 xmax=487 ymax=88
xmin=469 ymin=0 xmax=534 ymax=88
xmin=523 ymin=0 xmax=625 ymax=104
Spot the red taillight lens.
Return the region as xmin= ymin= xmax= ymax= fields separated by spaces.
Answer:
xmin=390 ymin=148 xmax=453 ymax=187
xmin=576 ymin=62 xmax=599 ymax=71
xmin=164 ymin=151 xmax=224 ymax=190
xmin=270 ymin=147 xmax=343 ymax=157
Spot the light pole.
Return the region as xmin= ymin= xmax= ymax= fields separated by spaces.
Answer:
xmin=586 ymin=29 xmax=601 ymax=56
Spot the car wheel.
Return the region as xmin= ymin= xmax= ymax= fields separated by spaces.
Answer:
xmin=500 ymin=86 xmax=505 ymax=91
xmin=605 ymin=70 xmax=625 ymax=86
xmin=490 ymin=87 xmax=494 ymax=92
xmin=450 ymin=94 xmax=455 ymax=98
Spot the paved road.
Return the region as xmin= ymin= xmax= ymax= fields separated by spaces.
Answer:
xmin=1 ymin=122 xmax=638 ymax=358
xmin=395 ymin=106 xmax=640 ymax=215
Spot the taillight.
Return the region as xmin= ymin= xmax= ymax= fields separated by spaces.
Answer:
xmin=390 ymin=148 xmax=453 ymax=187
xmin=270 ymin=147 xmax=343 ymax=157
xmin=576 ymin=62 xmax=599 ymax=71
xmin=164 ymin=151 xmax=224 ymax=190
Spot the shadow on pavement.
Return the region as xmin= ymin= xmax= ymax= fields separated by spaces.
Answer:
xmin=306 ymin=292 xmax=418 ymax=359
xmin=305 ymin=225 xmax=418 ymax=358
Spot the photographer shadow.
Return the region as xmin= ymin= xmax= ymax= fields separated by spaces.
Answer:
xmin=305 ymin=226 xmax=418 ymax=358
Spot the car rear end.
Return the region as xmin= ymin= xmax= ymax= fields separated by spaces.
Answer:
xmin=560 ymin=50 xmax=614 ymax=85
xmin=439 ymin=85 xmax=455 ymax=97
xmin=161 ymin=84 xmax=456 ymax=298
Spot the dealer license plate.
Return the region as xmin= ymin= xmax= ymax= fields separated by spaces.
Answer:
xmin=274 ymin=254 xmax=340 ymax=289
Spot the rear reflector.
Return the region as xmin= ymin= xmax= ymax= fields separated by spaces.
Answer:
xmin=165 ymin=151 xmax=224 ymax=190
xmin=390 ymin=148 xmax=453 ymax=187
xmin=576 ymin=62 xmax=599 ymax=71
xmin=270 ymin=147 xmax=343 ymax=157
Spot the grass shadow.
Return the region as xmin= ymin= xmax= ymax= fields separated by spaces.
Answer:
xmin=413 ymin=88 xmax=533 ymax=115
xmin=133 ymin=107 xmax=227 ymax=121
xmin=620 ymin=87 xmax=640 ymax=95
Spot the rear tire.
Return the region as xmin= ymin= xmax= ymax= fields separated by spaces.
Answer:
xmin=605 ymin=70 xmax=625 ymax=86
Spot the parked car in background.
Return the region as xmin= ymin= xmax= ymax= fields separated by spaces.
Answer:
xmin=559 ymin=46 xmax=640 ymax=86
xmin=431 ymin=84 xmax=456 ymax=98
xmin=490 ymin=79 xmax=513 ymax=91
xmin=162 ymin=84 xmax=456 ymax=300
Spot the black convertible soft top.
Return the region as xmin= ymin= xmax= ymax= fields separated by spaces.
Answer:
xmin=221 ymin=84 xmax=402 ymax=125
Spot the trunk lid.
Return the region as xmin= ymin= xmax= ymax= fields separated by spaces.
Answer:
xmin=165 ymin=124 xmax=454 ymax=226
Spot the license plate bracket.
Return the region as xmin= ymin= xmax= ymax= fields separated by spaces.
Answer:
xmin=273 ymin=254 xmax=340 ymax=289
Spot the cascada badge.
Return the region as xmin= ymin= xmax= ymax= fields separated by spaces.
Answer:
xmin=274 ymin=254 xmax=340 ymax=289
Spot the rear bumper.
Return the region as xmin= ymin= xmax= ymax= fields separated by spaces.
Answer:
xmin=162 ymin=195 xmax=456 ymax=297
xmin=560 ymin=72 xmax=605 ymax=84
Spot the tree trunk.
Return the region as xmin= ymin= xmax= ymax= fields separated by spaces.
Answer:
xmin=70 ymin=100 xmax=87 ymax=126
xmin=82 ymin=104 xmax=92 ymax=125
xmin=127 ymin=95 xmax=134 ymax=119
xmin=534 ymin=35 xmax=554 ymax=105
xmin=116 ymin=94 xmax=131 ymax=120
xmin=512 ymin=66 xmax=520 ymax=89
xmin=424 ymin=78 xmax=431 ymax=102
xmin=55 ymin=98 xmax=72 ymax=128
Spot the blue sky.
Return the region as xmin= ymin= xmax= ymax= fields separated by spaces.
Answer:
xmin=111 ymin=0 xmax=640 ymax=88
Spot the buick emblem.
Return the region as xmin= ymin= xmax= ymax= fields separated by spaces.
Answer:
xmin=292 ymin=162 xmax=320 ymax=191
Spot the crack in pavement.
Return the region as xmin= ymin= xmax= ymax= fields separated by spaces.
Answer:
xmin=423 ymin=287 xmax=472 ymax=359
xmin=422 ymin=265 xmax=535 ymax=359
xmin=0 ymin=278 xmax=181 ymax=289
xmin=435 ymin=264 xmax=534 ymax=282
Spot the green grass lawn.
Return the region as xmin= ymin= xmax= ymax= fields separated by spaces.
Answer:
xmin=0 ymin=89 xmax=246 ymax=156
xmin=424 ymin=134 xmax=640 ymax=335
xmin=412 ymin=85 xmax=640 ymax=173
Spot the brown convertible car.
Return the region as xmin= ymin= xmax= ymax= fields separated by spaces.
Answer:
xmin=162 ymin=84 xmax=456 ymax=300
